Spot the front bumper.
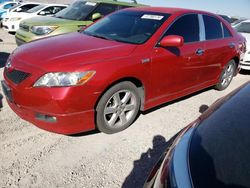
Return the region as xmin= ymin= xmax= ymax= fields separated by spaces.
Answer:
xmin=6 ymin=98 xmax=95 ymax=134
xmin=2 ymin=70 xmax=98 ymax=134
xmin=240 ymin=50 xmax=250 ymax=70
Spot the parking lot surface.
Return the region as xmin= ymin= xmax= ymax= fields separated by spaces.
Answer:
xmin=0 ymin=28 xmax=249 ymax=187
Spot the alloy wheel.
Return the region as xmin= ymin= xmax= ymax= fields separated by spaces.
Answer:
xmin=104 ymin=90 xmax=137 ymax=128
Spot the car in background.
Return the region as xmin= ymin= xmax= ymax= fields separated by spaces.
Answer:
xmin=0 ymin=0 xmax=12 ymax=4
xmin=0 ymin=1 xmax=19 ymax=26
xmin=2 ymin=3 xmax=67 ymax=32
xmin=144 ymin=81 xmax=250 ymax=188
xmin=15 ymin=0 xmax=144 ymax=46
xmin=0 ymin=2 xmax=41 ymax=22
xmin=232 ymin=18 xmax=247 ymax=27
xmin=234 ymin=20 xmax=250 ymax=70
xmin=1 ymin=7 xmax=245 ymax=134
xmin=218 ymin=14 xmax=234 ymax=24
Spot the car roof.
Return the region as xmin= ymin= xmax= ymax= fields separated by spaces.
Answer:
xmin=242 ymin=19 xmax=250 ymax=23
xmin=43 ymin=4 xmax=68 ymax=7
xmin=1 ymin=1 xmax=18 ymax=5
xmin=18 ymin=2 xmax=41 ymax=5
xmin=79 ymin=0 xmax=145 ymax=6
xmin=127 ymin=6 xmax=217 ymax=16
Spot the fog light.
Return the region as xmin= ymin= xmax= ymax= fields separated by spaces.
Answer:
xmin=35 ymin=113 xmax=57 ymax=123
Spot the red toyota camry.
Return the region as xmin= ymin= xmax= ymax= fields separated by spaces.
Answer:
xmin=1 ymin=7 xmax=246 ymax=134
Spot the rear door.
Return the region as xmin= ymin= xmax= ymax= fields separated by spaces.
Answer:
xmin=201 ymin=14 xmax=235 ymax=82
xmin=151 ymin=14 xmax=205 ymax=99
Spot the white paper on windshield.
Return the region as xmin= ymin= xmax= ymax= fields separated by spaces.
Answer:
xmin=86 ymin=2 xmax=97 ymax=6
xmin=141 ymin=14 xmax=164 ymax=20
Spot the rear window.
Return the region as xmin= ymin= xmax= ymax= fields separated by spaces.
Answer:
xmin=223 ymin=24 xmax=232 ymax=38
xmin=27 ymin=4 xmax=46 ymax=13
xmin=203 ymin=15 xmax=223 ymax=40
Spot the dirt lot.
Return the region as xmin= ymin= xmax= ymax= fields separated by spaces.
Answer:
xmin=0 ymin=28 xmax=249 ymax=188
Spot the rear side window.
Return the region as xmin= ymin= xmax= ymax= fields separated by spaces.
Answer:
xmin=223 ymin=24 xmax=232 ymax=38
xmin=164 ymin=14 xmax=200 ymax=43
xmin=203 ymin=15 xmax=223 ymax=40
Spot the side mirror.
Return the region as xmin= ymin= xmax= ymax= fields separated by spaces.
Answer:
xmin=159 ymin=35 xmax=184 ymax=47
xmin=92 ymin=12 xmax=102 ymax=22
xmin=39 ymin=11 xmax=46 ymax=15
xmin=16 ymin=7 xmax=22 ymax=12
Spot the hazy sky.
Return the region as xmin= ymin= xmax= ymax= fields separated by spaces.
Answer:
xmin=137 ymin=0 xmax=250 ymax=18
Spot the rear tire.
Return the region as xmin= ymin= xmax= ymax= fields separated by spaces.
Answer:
xmin=96 ymin=81 xmax=140 ymax=134
xmin=215 ymin=60 xmax=236 ymax=91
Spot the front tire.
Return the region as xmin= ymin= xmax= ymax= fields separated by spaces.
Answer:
xmin=96 ymin=81 xmax=140 ymax=134
xmin=215 ymin=60 xmax=236 ymax=91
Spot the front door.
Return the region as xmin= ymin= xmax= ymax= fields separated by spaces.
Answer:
xmin=151 ymin=14 xmax=205 ymax=101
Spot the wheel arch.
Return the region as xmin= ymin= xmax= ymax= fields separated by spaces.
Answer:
xmin=94 ymin=77 xmax=145 ymax=111
xmin=232 ymin=56 xmax=239 ymax=76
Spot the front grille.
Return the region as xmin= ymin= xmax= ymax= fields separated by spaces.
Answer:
xmin=5 ymin=69 xmax=31 ymax=84
xmin=19 ymin=23 xmax=29 ymax=32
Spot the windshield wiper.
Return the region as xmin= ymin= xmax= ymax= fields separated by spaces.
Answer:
xmin=86 ymin=32 xmax=117 ymax=41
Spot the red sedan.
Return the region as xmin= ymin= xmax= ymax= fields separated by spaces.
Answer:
xmin=1 ymin=7 xmax=246 ymax=134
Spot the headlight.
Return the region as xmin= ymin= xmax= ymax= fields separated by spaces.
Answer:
xmin=33 ymin=71 xmax=96 ymax=87
xmin=30 ymin=26 xmax=58 ymax=35
xmin=10 ymin=17 xmax=21 ymax=21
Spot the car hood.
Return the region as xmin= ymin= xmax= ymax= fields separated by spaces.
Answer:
xmin=21 ymin=16 xmax=88 ymax=27
xmin=13 ymin=32 xmax=137 ymax=70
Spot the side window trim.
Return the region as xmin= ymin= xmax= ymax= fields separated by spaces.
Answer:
xmin=198 ymin=14 xmax=205 ymax=41
xmin=220 ymin=22 xmax=225 ymax=38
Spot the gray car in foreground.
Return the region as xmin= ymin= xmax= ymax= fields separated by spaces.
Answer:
xmin=145 ymin=81 xmax=250 ymax=188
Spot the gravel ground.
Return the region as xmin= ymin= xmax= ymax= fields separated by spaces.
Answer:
xmin=0 ymin=26 xmax=250 ymax=188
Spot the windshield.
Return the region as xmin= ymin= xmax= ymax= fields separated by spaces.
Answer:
xmin=83 ymin=10 xmax=170 ymax=44
xmin=27 ymin=4 xmax=46 ymax=13
xmin=235 ymin=22 xmax=250 ymax=33
xmin=55 ymin=1 xmax=97 ymax=21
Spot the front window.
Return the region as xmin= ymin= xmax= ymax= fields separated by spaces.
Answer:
xmin=55 ymin=1 xmax=97 ymax=21
xmin=235 ymin=22 xmax=250 ymax=34
xmin=26 ymin=4 xmax=46 ymax=13
xmin=83 ymin=10 xmax=170 ymax=44
xmin=164 ymin=14 xmax=200 ymax=43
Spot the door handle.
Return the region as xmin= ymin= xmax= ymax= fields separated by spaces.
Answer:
xmin=229 ymin=42 xmax=235 ymax=49
xmin=196 ymin=49 xmax=204 ymax=56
